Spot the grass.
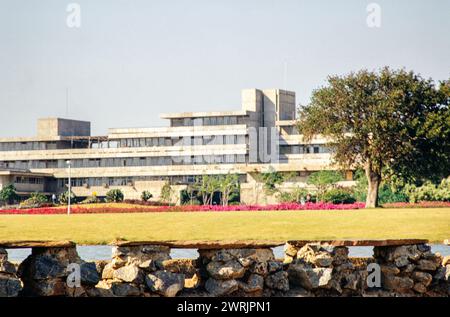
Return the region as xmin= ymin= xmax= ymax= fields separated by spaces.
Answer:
xmin=0 ymin=208 xmax=448 ymax=245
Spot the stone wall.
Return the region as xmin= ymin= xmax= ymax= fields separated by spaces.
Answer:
xmin=285 ymin=242 xmax=368 ymax=296
xmin=373 ymin=244 xmax=448 ymax=296
xmin=17 ymin=246 xmax=100 ymax=297
xmin=0 ymin=247 xmax=21 ymax=297
xmin=197 ymin=248 xmax=288 ymax=296
xmin=0 ymin=241 xmax=448 ymax=297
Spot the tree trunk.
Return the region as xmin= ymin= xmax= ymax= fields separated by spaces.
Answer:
xmin=365 ymin=165 xmax=381 ymax=208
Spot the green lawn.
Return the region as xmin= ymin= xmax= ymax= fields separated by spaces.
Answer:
xmin=0 ymin=208 xmax=449 ymax=245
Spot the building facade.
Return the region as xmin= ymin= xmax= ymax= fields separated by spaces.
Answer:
xmin=0 ymin=89 xmax=353 ymax=204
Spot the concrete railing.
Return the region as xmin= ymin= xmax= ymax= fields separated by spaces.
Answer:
xmin=0 ymin=239 xmax=449 ymax=297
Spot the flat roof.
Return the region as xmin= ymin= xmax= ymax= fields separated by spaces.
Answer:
xmin=0 ymin=135 xmax=107 ymax=143
xmin=0 ymin=136 xmax=64 ymax=143
xmin=160 ymin=110 xmax=249 ymax=119
xmin=0 ymin=169 xmax=53 ymax=177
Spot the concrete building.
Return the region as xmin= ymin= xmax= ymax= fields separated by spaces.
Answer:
xmin=0 ymin=89 xmax=353 ymax=204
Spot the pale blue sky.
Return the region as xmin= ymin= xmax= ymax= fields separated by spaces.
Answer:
xmin=0 ymin=0 xmax=449 ymax=136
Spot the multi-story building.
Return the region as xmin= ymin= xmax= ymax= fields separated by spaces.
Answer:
xmin=0 ymin=88 xmax=353 ymax=204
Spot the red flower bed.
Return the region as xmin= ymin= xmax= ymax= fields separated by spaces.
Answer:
xmin=382 ymin=201 xmax=450 ymax=208
xmin=0 ymin=202 xmax=365 ymax=215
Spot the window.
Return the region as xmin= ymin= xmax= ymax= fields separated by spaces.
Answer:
xmin=193 ymin=118 xmax=203 ymax=126
xmin=183 ymin=118 xmax=192 ymax=126
xmin=225 ymin=135 xmax=236 ymax=144
xmin=237 ymin=154 xmax=246 ymax=163
xmin=236 ymin=135 xmax=246 ymax=144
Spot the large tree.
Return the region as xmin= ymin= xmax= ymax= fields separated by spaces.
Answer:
xmin=297 ymin=68 xmax=449 ymax=208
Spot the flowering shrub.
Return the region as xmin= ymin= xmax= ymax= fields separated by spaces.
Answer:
xmin=404 ymin=179 xmax=450 ymax=203
xmin=0 ymin=202 xmax=365 ymax=215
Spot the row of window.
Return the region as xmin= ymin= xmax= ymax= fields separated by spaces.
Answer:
xmin=57 ymin=174 xmax=248 ymax=188
xmin=1 ymin=154 xmax=248 ymax=170
xmin=117 ymin=135 xmax=247 ymax=148
xmin=279 ymin=145 xmax=331 ymax=155
xmin=0 ymin=141 xmax=67 ymax=152
xmin=0 ymin=134 xmax=247 ymax=152
xmin=0 ymin=140 xmax=95 ymax=152
xmin=14 ymin=176 xmax=45 ymax=185
xmin=170 ymin=116 xmax=247 ymax=127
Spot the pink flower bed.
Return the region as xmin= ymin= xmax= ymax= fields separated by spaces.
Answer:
xmin=181 ymin=202 xmax=365 ymax=212
xmin=0 ymin=202 xmax=365 ymax=215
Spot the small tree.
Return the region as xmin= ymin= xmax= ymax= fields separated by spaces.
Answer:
xmin=184 ymin=184 xmax=197 ymax=205
xmin=217 ymin=174 xmax=240 ymax=206
xmin=141 ymin=190 xmax=153 ymax=202
xmin=193 ymin=175 xmax=219 ymax=205
xmin=307 ymin=171 xmax=344 ymax=201
xmin=260 ymin=167 xmax=285 ymax=195
xmin=105 ymin=189 xmax=124 ymax=203
xmin=0 ymin=184 xmax=19 ymax=205
xmin=160 ymin=181 xmax=173 ymax=205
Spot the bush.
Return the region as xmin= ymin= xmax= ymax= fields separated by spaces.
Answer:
xmin=30 ymin=192 xmax=48 ymax=203
xmin=105 ymin=189 xmax=124 ymax=203
xmin=378 ymin=185 xmax=408 ymax=204
xmin=322 ymin=188 xmax=356 ymax=204
xmin=20 ymin=192 xmax=48 ymax=208
xmin=141 ymin=190 xmax=153 ymax=202
xmin=278 ymin=188 xmax=308 ymax=203
xmin=59 ymin=191 xmax=76 ymax=205
xmin=160 ymin=182 xmax=173 ymax=204
xmin=80 ymin=195 xmax=100 ymax=204
xmin=307 ymin=171 xmax=344 ymax=201
xmin=0 ymin=184 xmax=19 ymax=205
xmin=404 ymin=179 xmax=450 ymax=203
